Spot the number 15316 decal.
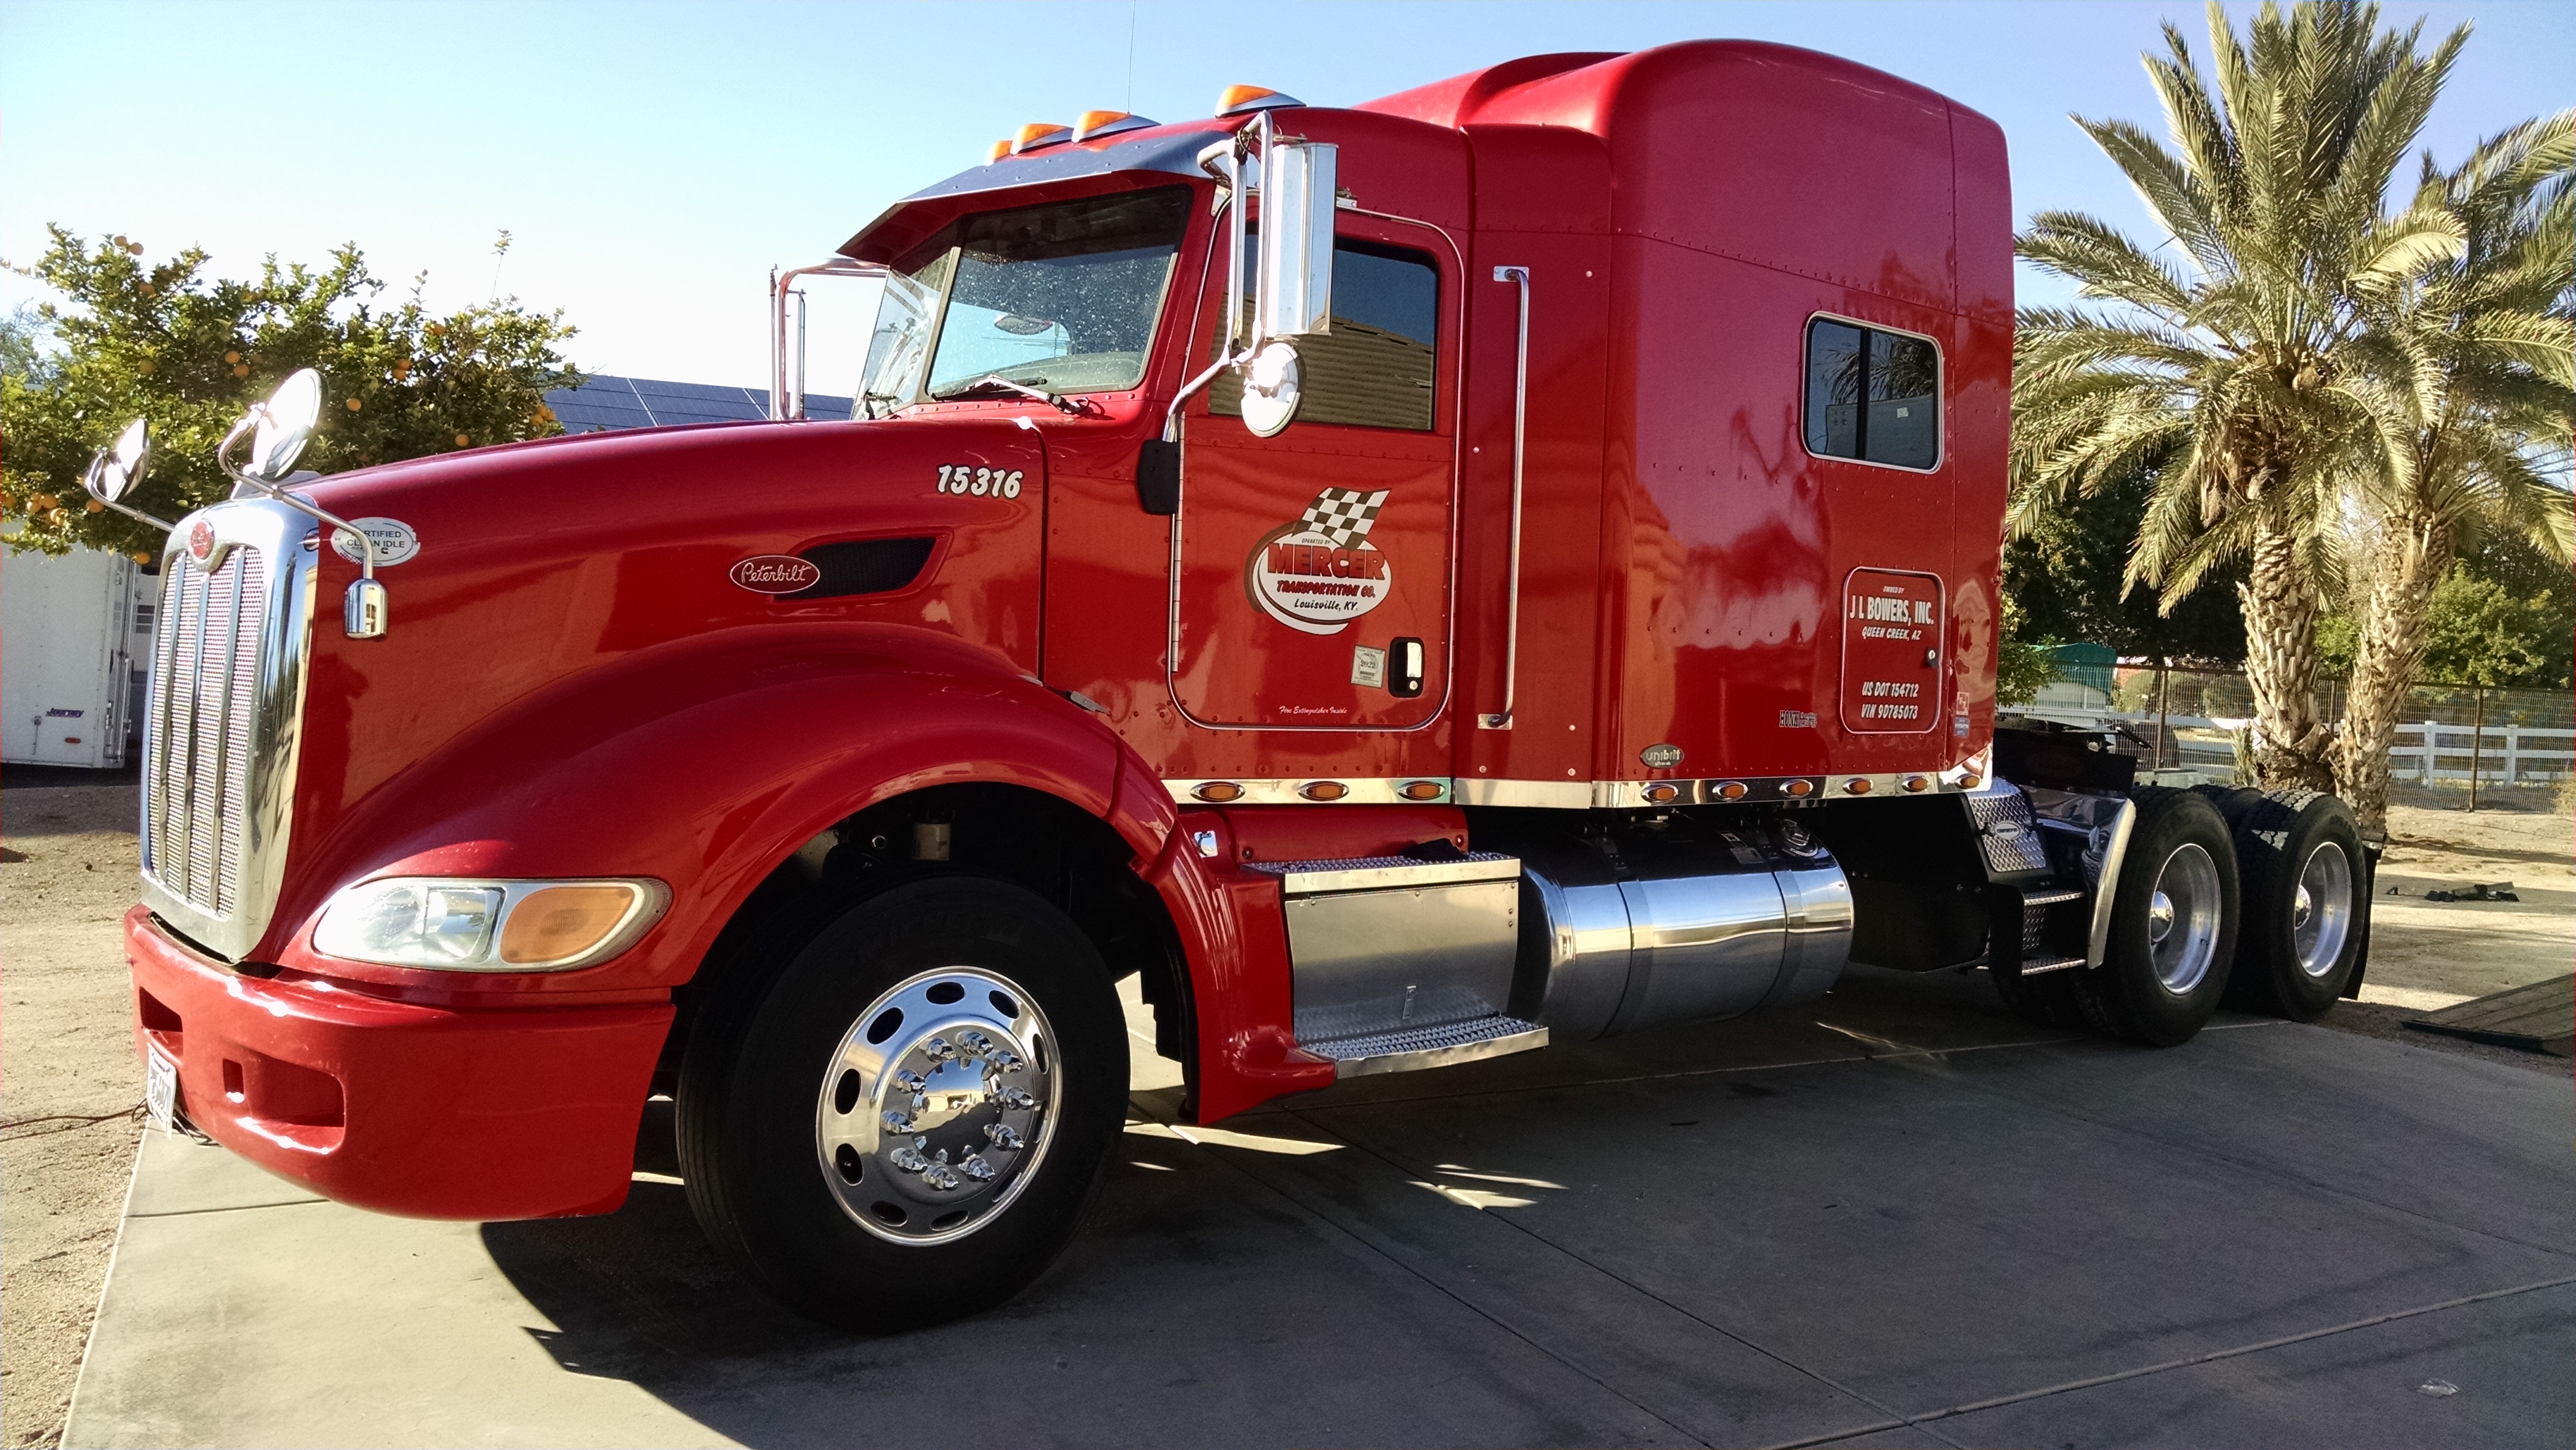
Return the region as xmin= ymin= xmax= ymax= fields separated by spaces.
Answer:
xmin=936 ymin=464 xmax=1024 ymax=499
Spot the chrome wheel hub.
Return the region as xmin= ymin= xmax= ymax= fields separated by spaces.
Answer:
xmin=813 ymin=967 xmax=1058 ymax=1245
xmin=2147 ymin=843 xmax=2222 ymax=994
xmin=2292 ymin=841 xmax=2354 ymax=978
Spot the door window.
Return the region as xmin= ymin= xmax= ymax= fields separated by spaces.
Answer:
xmin=1210 ymin=239 xmax=1440 ymax=431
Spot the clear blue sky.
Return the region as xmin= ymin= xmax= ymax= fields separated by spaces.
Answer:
xmin=4 ymin=1 xmax=2569 ymax=389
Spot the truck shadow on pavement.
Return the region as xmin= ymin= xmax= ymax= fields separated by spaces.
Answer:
xmin=476 ymin=966 xmax=2576 ymax=1449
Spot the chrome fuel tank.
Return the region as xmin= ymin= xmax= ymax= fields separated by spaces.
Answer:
xmin=1512 ymin=819 xmax=1854 ymax=1042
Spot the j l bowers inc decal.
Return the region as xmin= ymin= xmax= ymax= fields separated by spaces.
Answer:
xmin=730 ymin=555 xmax=822 ymax=594
xmin=1840 ymin=567 xmax=1943 ymax=732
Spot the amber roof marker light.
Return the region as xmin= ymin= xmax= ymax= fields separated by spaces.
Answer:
xmin=1072 ymin=110 xmax=1157 ymax=141
xmin=1011 ymin=122 xmax=1073 ymax=154
xmin=1215 ymin=84 xmax=1302 ymax=115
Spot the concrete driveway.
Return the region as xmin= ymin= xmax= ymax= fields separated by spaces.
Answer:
xmin=63 ymin=965 xmax=2574 ymax=1449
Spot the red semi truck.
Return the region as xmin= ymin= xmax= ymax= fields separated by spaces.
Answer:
xmin=102 ymin=41 xmax=2373 ymax=1330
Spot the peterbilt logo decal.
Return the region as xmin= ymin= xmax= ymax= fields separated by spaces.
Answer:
xmin=187 ymin=520 xmax=215 ymax=563
xmin=1246 ymin=487 xmax=1392 ymax=636
xmin=730 ymin=555 xmax=821 ymax=594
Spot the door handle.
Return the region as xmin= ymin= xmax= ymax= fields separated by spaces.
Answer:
xmin=1479 ymin=265 xmax=1530 ymax=730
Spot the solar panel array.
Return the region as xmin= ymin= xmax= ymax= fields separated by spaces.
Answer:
xmin=543 ymin=375 xmax=856 ymax=434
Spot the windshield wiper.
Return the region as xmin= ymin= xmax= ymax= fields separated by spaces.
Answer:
xmin=933 ymin=374 xmax=1082 ymax=414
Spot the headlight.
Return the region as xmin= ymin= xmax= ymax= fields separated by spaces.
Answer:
xmin=312 ymin=877 xmax=668 ymax=971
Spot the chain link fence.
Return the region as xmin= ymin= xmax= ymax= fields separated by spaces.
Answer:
xmin=2012 ymin=664 xmax=2575 ymax=813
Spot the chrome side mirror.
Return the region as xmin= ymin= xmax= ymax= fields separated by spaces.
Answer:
xmin=218 ymin=368 xmax=388 ymax=640
xmin=1239 ymin=339 xmax=1302 ymax=436
xmin=248 ymin=368 xmax=322 ymax=480
xmin=82 ymin=418 xmax=178 ymax=531
xmin=1253 ymin=137 xmax=1336 ymax=342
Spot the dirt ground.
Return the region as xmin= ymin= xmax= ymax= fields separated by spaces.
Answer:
xmin=0 ymin=780 xmax=2566 ymax=1448
xmin=1 ymin=772 xmax=146 ymax=1450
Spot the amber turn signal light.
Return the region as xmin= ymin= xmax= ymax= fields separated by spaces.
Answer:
xmin=1712 ymin=780 xmax=1748 ymax=801
xmin=1642 ymin=782 xmax=1682 ymax=804
xmin=1192 ymin=782 xmax=1245 ymax=803
xmin=1781 ymin=779 xmax=1814 ymax=798
xmin=1298 ymin=781 xmax=1349 ymax=802
xmin=1397 ymin=780 xmax=1446 ymax=801
xmin=499 ymin=885 xmax=646 ymax=966
xmin=1844 ymin=777 xmax=1872 ymax=795
xmin=1903 ymin=774 xmax=1931 ymax=793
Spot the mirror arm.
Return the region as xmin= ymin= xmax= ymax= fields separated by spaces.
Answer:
xmin=769 ymin=257 xmax=888 ymax=421
xmin=100 ymin=498 xmax=177 ymax=532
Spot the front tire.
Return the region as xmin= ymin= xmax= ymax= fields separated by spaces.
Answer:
xmin=677 ymin=876 xmax=1127 ymax=1332
xmin=2071 ymin=786 xmax=2240 ymax=1047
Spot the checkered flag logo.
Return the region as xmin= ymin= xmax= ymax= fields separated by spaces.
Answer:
xmin=1298 ymin=488 xmax=1392 ymax=548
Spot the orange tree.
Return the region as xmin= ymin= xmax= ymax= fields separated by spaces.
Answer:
xmin=2 ymin=227 xmax=580 ymax=559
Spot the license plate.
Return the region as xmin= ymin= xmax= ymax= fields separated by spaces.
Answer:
xmin=145 ymin=1043 xmax=179 ymax=1133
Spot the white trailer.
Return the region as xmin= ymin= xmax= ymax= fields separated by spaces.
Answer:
xmin=2 ymin=540 xmax=151 ymax=769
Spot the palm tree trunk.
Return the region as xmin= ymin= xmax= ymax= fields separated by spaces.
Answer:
xmin=2237 ymin=519 xmax=2336 ymax=791
xmin=2336 ymin=516 xmax=2450 ymax=836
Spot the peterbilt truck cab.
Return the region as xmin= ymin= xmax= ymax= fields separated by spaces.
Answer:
xmin=109 ymin=41 xmax=2372 ymax=1331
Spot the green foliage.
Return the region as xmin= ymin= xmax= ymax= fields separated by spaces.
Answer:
xmin=2009 ymin=0 xmax=2471 ymax=608
xmin=1 ymin=228 xmax=580 ymax=559
xmin=2416 ymin=563 xmax=2574 ymax=687
xmin=2005 ymin=461 xmax=2249 ymax=664
xmin=1994 ymin=594 xmax=2059 ymax=707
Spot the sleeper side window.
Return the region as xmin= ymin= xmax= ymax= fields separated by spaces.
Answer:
xmin=1210 ymin=237 xmax=1440 ymax=431
xmin=1803 ymin=318 xmax=1939 ymax=470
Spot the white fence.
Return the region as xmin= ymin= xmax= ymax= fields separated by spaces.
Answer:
xmin=2394 ymin=721 xmax=2576 ymax=786
xmin=2009 ymin=708 xmax=2576 ymax=788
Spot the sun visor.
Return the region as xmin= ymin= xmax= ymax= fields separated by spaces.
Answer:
xmin=841 ymin=126 xmax=1225 ymax=265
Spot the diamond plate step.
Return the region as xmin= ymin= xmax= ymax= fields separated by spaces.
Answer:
xmin=1302 ymin=1015 xmax=1548 ymax=1079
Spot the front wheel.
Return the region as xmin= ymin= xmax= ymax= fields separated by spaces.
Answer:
xmin=2071 ymin=786 xmax=2240 ymax=1046
xmin=677 ymin=876 xmax=1127 ymax=1332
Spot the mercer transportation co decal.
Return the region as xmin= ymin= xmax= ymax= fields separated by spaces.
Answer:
xmin=1246 ymin=487 xmax=1393 ymax=636
xmin=1840 ymin=567 xmax=1944 ymax=733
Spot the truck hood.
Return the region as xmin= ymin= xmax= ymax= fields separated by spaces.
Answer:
xmin=258 ymin=413 xmax=1051 ymax=883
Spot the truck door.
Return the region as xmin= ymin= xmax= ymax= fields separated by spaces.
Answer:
xmin=1168 ymin=215 xmax=1459 ymax=731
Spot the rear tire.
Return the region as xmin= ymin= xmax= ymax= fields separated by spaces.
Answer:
xmin=2216 ymin=789 xmax=2367 ymax=1020
xmin=677 ymin=876 xmax=1126 ymax=1333
xmin=2070 ymin=786 xmax=2240 ymax=1047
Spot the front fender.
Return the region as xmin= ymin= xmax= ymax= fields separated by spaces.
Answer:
xmin=268 ymin=622 xmax=1143 ymax=999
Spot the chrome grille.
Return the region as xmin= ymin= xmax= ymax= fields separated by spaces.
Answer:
xmin=144 ymin=546 xmax=270 ymax=916
xmin=138 ymin=499 xmax=318 ymax=961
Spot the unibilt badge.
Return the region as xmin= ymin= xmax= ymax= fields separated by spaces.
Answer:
xmin=1246 ymin=487 xmax=1393 ymax=636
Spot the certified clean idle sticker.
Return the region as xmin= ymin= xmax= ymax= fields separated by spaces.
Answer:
xmin=329 ymin=518 xmax=422 ymax=566
xmin=730 ymin=555 xmax=821 ymax=594
xmin=1247 ymin=487 xmax=1393 ymax=636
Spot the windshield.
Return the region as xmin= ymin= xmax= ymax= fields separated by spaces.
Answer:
xmin=860 ymin=187 xmax=1192 ymax=410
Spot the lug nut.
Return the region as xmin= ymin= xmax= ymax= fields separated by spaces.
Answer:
xmin=958 ymin=1030 xmax=994 ymax=1059
xmin=994 ymin=1085 xmax=1038 ymax=1111
xmin=882 ymin=1110 xmax=915 ymax=1135
xmin=922 ymin=1162 xmax=962 ymax=1191
xmin=985 ymin=1122 xmax=1024 ymax=1150
xmin=893 ymin=1069 xmax=929 ymax=1095
xmin=960 ymin=1153 xmax=997 ymax=1181
xmin=921 ymin=1037 xmax=958 ymax=1063
xmin=889 ymin=1145 xmax=928 ymax=1173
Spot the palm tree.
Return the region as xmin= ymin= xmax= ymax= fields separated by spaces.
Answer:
xmin=2333 ymin=117 xmax=2575 ymax=832
xmin=2010 ymin=1 xmax=2469 ymax=790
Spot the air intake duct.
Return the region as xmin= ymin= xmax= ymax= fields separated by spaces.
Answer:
xmin=1509 ymin=819 xmax=1853 ymax=1042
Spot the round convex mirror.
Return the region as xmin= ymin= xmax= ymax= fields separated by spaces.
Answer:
xmin=85 ymin=417 xmax=153 ymax=502
xmin=249 ymin=368 xmax=325 ymax=480
xmin=1238 ymin=339 xmax=1302 ymax=438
